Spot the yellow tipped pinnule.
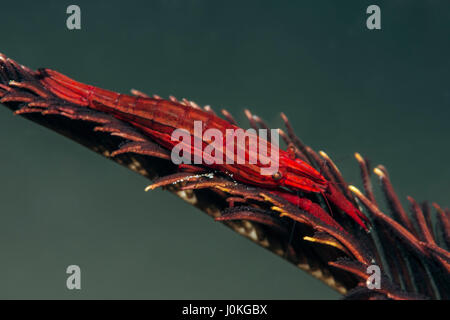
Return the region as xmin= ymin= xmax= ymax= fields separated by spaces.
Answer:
xmin=319 ymin=150 xmax=342 ymax=174
xmin=348 ymin=185 xmax=362 ymax=196
xmin=271 ymin=206 xmax=284 ymax=214
xmin=373 ymin=167 xmax=385 ymax=178
xmin=303 ymin=236 xmax=347 ymax=252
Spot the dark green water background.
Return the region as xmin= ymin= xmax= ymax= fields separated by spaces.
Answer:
xmin=0 ymin=1 xmax=448 ymax=299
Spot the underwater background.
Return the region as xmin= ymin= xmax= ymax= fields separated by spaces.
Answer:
xmin=0 ymin=0 xmax=448 ymax=299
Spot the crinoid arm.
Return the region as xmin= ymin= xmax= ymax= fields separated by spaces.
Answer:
xmin=1 ymin=53 xmax=448 ymax=299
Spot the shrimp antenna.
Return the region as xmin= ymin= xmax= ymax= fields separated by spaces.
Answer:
xmin=321 ymin=190 xmax=334 ymax=217
xmin=317 ymin=157 xmax=334 ymax=217
xmin=284 ymin=189 xmax=300 ymax=258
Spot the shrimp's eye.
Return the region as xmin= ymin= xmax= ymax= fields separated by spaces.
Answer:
xmin=272 ymin=171 xmax=283 ymax=180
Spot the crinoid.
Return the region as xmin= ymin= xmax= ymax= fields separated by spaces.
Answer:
xmin=0 ymin=53 xmax=448 ymax=299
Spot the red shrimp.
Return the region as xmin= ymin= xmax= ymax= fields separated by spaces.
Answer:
xmin=37 ymin=68 xmax=369 ymax=230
